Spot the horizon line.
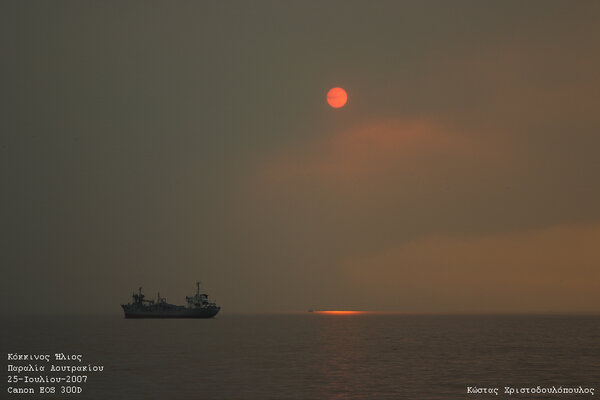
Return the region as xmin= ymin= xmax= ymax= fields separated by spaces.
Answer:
xmin=2 ymin=310 xmax=600 ymax=317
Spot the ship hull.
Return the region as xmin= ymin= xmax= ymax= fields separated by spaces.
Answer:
xmin=122 ymin=306 xmax=220 ymax=319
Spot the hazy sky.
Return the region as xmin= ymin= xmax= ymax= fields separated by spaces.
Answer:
xmin=2 ymin=0 xmax=599 ymax=314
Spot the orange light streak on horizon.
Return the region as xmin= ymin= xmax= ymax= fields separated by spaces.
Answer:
xmin=313 ymin=311 xmax=365 ymax=315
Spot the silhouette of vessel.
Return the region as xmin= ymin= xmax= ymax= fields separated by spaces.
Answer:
xmin=121 ymin=282 xmax=220 ymax=318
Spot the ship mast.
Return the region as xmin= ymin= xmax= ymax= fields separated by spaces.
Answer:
xmin=196 ymin=281 xmax=200 ymax=296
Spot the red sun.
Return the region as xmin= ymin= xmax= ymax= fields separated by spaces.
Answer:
xmin=327 ymin=87 xmax=348 ymax=108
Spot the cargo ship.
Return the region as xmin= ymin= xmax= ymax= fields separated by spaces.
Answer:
xmin=121 ymin=282 xmax=220 ymax=318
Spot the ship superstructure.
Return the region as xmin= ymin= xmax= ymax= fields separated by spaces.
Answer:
xmin=121 ymin=282 xmax=220 ymax=318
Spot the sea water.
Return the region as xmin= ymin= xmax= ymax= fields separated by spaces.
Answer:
xmin=2 ymin=314 xmax=599 ymax=399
